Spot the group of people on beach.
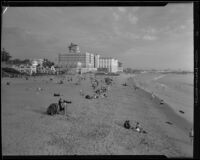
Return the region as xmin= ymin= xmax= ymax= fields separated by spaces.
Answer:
xmin=124 ymin=120 xmax=147 ymax=134
xmin=84 ymin=77 xmax=113 ymax=99
xmin=47 ymin=75 xmax=194 ymax=144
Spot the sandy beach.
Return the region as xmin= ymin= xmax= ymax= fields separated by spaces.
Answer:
xmin=1 ymin=73 xmax=193 ymax=157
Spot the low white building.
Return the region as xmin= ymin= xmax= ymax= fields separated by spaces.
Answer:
xmin=17 ymin=64 xmax=36 ymax=75
xmin=99 ymin=57 xmax=118 ymax=73
xmin=50 ymin=66 xmax=56 ymax=74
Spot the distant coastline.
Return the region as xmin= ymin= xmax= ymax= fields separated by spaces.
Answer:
xmin=123 ymin=69 xmax=193 ymax=75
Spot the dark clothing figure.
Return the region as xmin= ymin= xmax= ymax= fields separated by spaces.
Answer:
xmin=124 ymin=120 xmax=131 ymax=129
xmin=58 ymin=98 xmax=71 ymax=112
xmin=47 ymin=103 xmax=59 ymax=115
xmin=160 ymin=99 xmax=164 ymax=104
xmin=58 ymin=98 xmax=64 ymax=111
xmin=85 ymin=95 xmax=93 ymax=99
xmin=63 ymin=100 xmax=72 ymax=104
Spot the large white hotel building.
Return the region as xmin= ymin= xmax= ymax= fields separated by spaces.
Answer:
xmin=58 ymin=43 xmax=123 ymax=73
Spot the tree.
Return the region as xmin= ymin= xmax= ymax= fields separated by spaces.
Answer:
xmin=22 ymin=59 xmax=31 ymax=65
xmin=43 ymin=59 xmax=55 ymax=68
xmin=1 ymin=48 xmax=12 ymax=62
xmin=9 ymin=58 xmax=31 ymax=65
xmin=11 ymin=59 xmax=21 ymax=65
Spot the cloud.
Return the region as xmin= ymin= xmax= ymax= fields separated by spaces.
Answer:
xmin=113 ymin=25 xmax=139 ymax=40
xmin=140 ymin=27 xmax=158 ymax=37
xmin=128 ymin=13 xmax=138 ymax=24
xmin=132 ymin=7 xmax=139 ymax=13
xmin=159 ymin=22 xmax=192 ymax=39
xmin=123 ymin=48 xmax=140 ymax=56
xmin=112 ymin=11 xmax=120 ymax=21
xmin=146 ymin=28 xmax=157 ymax=34
xmin=118 ymin=7 xmax=126 ymax=13
xmin=179 ymin=25 xmax=186 ymax=30
xmin=143 ymin=35 xmax=157 ymax=41
xmin=2 ymin=6 xmax=193 ymax=70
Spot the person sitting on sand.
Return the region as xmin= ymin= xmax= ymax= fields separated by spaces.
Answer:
xmin=93 ymin=94 xmax=99 ymax=99
xmin=135 ymin=122 xmax=141 ymax=132
xmin=124 ymin=120 xmax=131 ymax=129
xmin=103 ymin=93 xmax=107 ymax=97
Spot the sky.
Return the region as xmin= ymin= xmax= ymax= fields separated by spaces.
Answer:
xmin=2 ymin=3 xmax=193 ymax=71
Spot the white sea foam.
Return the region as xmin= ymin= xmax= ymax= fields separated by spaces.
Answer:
xmin=153 ymin=75 xmax=166 ymax=81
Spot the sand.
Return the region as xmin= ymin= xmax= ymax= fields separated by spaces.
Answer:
xmin=1 ymin=73 xmax=193 ymax=157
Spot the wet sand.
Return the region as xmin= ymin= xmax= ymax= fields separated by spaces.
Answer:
xmin=1 ymin=74 xmax=193 ymax=157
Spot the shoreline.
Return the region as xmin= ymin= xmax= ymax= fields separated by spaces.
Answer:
xmin=117 ymin=73 xmax=193 ymax=156
xmin=126 ymin=76 xmax=193 ymax=133
xmin=128 ymin=73 xmax=193 ymax=124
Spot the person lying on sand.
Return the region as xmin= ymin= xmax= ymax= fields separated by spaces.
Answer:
xmin=122 ymin=83 xmax=128 ymax=86
xmin=160 ymin=99 xmax=164 ymax=105
xmin=85 ymin=95 xmax=93 ymax=99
